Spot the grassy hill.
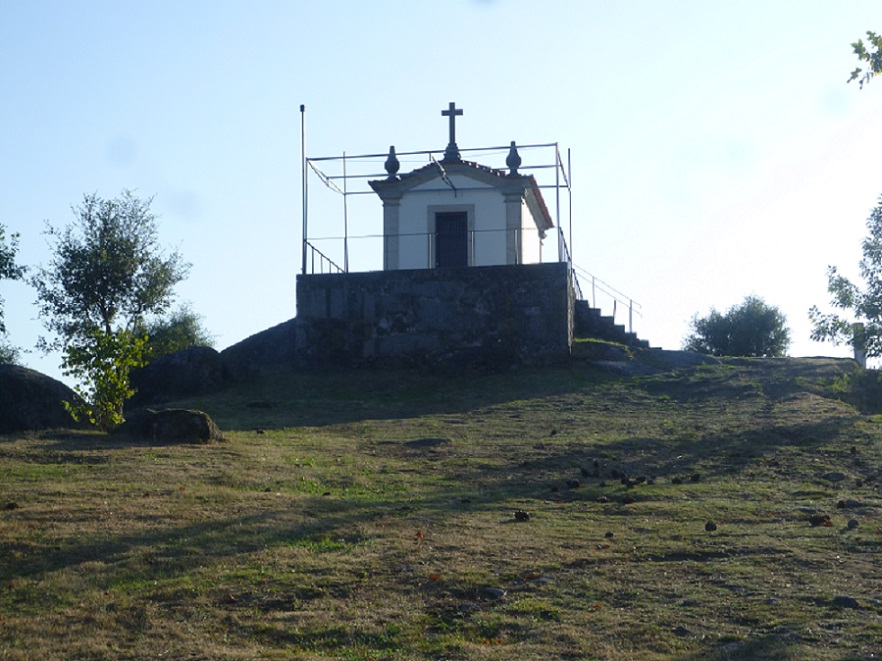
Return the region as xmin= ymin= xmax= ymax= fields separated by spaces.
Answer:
xmin=1 ymin=352 xmax=881 ymax=659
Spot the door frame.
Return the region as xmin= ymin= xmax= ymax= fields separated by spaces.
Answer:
xmin=427 ymin=204 xmax=475 ymax=268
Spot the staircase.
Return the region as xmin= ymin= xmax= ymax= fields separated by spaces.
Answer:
xmin=574 ymin=300 xmax=650 ymax=349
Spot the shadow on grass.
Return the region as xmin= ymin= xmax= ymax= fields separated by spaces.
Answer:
xmin=148 ymin=363 xmax=624 ymax=432
xmin=32 ymin=428 xmax=220 ymax=451
xmin=817 ymin=365 xmax=882 ymax=414
xmin=583 ymin=416 xmax=858 ymax=482
xmin=0 ymin=497 xmax=385 ymax=588
xmin=639 ymin=356 xmax=859 ymax=404
xmin=394 ymin=413 xmax=866 ymax=505
xmin=4 ymin=357 xmax=868 ymax=593
xmin=200 ymin=356 xmax=859 ymax=434
xmin=681 ymin=633 xmax=801 ymax=660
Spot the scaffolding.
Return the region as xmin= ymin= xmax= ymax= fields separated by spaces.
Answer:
xmin=302 ymin=139 xmax=572 ymax=272
xmin=298 ymin=106 xmax=642 ymax=333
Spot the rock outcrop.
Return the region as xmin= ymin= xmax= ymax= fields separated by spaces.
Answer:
xmin=220 ymin=318 xmax=298 ymax=379
xmin=129 ymin=346 xmax=224 ymax=408
xmin=0 ymin=364 xmax=83 ymax=434
xmin=112 ymin=408 xmax=223 ymax=444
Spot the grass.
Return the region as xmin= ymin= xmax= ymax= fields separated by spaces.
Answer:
xmin=2 ymin=355 xmax=882 ymax=659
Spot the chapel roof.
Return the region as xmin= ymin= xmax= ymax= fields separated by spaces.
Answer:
xmin=369 ymin=155 xmax=554 ymax=230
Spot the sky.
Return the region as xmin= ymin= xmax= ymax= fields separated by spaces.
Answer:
xmin=2 ymin=0 xmax=882 ymax=384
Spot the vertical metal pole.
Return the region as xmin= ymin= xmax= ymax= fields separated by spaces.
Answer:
xmin=555 ymin=143 xmax=562 ymax=262
xmin=592 ymin=276 xmax=596 ymax=308
xmin=567 ymin=148 xmax=573 ymax=266
xmin=517 ymin=228 xmax=521 ymax=265
xmin=629 ymin=300 xmax=633 ymax=334
xmin=300 ymin=104 xmax=307 ymax=275
xmin=343 ymin=151 xmax=349 ymax=273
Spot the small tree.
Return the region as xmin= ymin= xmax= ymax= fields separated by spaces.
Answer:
xmin=848 ymin=31 xmax=882 ymax=88
xmin=684 ymin=295 xmax=791 ymax=357
xmin=140 ymin=303 xmax=215 ymax=359
xmin=810 ymin=194 xmax=882 ymax=358
xmin=32 ymin=191 xmax=189 ymax=430
xmin=0 ymin=224 xmax=25 ymax=364
xmin=61 ymin=327 xmax=148 ymax=426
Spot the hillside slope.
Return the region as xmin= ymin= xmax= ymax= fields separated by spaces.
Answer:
xmin=1 ymin=355 xmax=880 ymax=660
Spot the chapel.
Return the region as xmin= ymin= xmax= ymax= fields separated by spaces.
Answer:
xmin=368 ymin=103 xmax=553 ymax=271
xmin=291 ymin=103 xmax=648 ymax=368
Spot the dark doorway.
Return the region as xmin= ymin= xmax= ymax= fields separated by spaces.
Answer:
xmin=435 ymin=212 xmax=468 ymax=268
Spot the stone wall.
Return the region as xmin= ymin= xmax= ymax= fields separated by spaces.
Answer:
xmin=295 ymin=262 xmax=573 ymax=368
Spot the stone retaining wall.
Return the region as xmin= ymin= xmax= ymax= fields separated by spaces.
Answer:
xmin=295 ymin=262 xmax=573 ymax=368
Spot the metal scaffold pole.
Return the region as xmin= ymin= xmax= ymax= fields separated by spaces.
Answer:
xmin=568 ymin=148 xmax=573 ymax=266
xmin=555 ymin=143 xmax=562 ymax=262
xmin=300 ymin=104 xmax=308 ymax=276
xmin=343 ymin=151 xmax=349 ymax=273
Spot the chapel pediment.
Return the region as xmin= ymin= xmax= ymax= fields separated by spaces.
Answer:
xmin=368 ymin=103 xmax=553 ymax=270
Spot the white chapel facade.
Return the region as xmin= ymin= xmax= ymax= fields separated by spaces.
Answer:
xmin=369 ymin=103 xmax=553 ymax=271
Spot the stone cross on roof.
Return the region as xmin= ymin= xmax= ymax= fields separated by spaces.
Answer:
xmin=441 ymin=101 xmax=463 ymax=162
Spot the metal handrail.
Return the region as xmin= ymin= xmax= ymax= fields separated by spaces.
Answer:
xmin=304 ymin=227 xmax=551 ymax=273
xmin=557 ymin=236 xmax=583 ymax=301
xmin=572 ymin=264 xmax=642 ymax=334
xmin=305 ymin=235 xmax=639 ymax=334
xmin=305 ymin=241 xmax=344 ymax=275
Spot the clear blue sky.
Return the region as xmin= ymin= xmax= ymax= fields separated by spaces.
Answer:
xmin=2 ymin=0 xmax=882 ymax=382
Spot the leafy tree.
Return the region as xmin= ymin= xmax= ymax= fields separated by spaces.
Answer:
xmin=810 ymin=194 xmax=882 ymax=358
xmin=140 ymin=303 xmax=215 ymax=359
xmin=0 ymin=224 xmax=25 ymax=364
xmin=848 ymin=31 xmax=882 ymax=88
xmin=684 ymin=295 xmax=791 ymax=357
xmin=32 ymin=191 xmax=189 ymax=430
xmin=61 ymin=327 xmax=148 ymax=427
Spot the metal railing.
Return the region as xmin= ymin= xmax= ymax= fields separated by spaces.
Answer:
xmin=304 ymin=231 xmax=640 ymax=335
xmin=557 ymin=233 xmax=583 ymax=301
xmin=572 ymin=264 xmax=642 ymax=334
xmin=299 ymin=133 xmax=641 ymax=336
xmin=304 ymin=226 xmax=547 ymax=273
xmin=304 ymin=241 xmax=344 ymax=275
xmin=301 ymin=142 xmax=571 ymax=277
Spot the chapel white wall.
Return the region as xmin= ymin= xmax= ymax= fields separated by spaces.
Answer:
xmin=395 ymin=174 xmax=510 ymax=269
xmin=521 ymin=198 xmax=543 ymax=264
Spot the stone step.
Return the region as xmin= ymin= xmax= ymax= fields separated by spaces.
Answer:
xmin=573 ymin=299 xmax=651 ymax=349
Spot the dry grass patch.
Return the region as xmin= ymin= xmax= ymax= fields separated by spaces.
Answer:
xmin=2 ymin=357 xmax=882 ymax=659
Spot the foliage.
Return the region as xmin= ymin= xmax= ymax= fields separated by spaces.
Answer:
xmin=62 ymin=327 xmax=148 ymax=431
xmin=810 ymin=195 xmax=882 ymax=358
xmin=31 ymin=191 xmax=189 ymax=430
xmin=0 ymin=224 xmax=25 ymax=362
xmin=0 ymin=339 xmax=21 ymax=365
xmin=848 ymin=31 xmax=882 ymax=88
xmin=139 ymin=303 xmax=215 ymax=359
xmin=684 ymin=295 xmax=791 ymax=357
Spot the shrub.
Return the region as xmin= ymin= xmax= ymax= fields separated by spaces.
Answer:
xmin=684 ymin=296 xmax=790 ymax=357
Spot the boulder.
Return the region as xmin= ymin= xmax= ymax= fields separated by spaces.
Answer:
xmin=220 ymin=318 xmax=298 ymax=380
xmin=0 ymin=364 xmax=84 ymax=434
xmin=113 ymin=408 xmax=223 ymax=444
xmin=129 ymin=346 xmax=224 ymax=408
